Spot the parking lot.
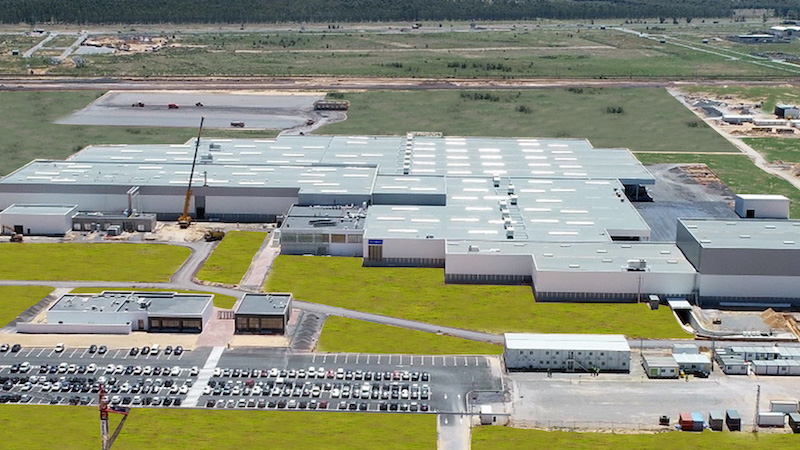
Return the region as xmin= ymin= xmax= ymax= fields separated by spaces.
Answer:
xmin=55 ymin=91 xmax=324 ymax=129
xmin=1 ymin=345 xmax=501 ymax=414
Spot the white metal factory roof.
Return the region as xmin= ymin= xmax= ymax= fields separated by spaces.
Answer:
xmin=504 ymin=333 xmax=630 ymax=352
xmin=679 ymin=219 xmax=800 ymax=250
xmin=364 ymin=178 xmax=650 ymax=242
xmin=64 ymin=135 xmax=654 ymax=182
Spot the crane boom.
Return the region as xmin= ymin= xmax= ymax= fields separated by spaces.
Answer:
xmin=178 ymin=117 xmax=205 ymax=228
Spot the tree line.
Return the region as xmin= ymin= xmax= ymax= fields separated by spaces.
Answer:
xmin=3 ymin=0 xmax=800 ymax=24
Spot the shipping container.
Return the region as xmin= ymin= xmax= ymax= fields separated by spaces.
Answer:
xmin=770 ymin=400 xmax=799 ymax=414
xmin=690 ymin=412 xmax=705 ymax=431
xmin=679 ymin=411 xmax=694 ymax=431
xmin=757 ymin=412 xmax=785 ymax=427
xmin=726 ymin=409 xmax=741 ymax=431
xmin=708 ymin=411 xmax=724 ymax=431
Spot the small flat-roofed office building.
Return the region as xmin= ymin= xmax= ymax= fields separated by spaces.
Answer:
xmin=673 ymin=353 xmax=712 ymax=376
xmin=234 ymin=293 xmax=292 ymax=335
xmin=45 ymin=291 xmax=213 ymax=333
xmin=734 ymin=194 xmax=790 ymax=219
xmin=504 ymin=333 xmax=630 ymax=373
xmin=642 ymin=355 xmax=679 ymax=379
xmin=278 ymin=205 xmax=365 ymax=256
xmin=677 ymin=219 xmax=800 ymax=306
xmin=0 ymin=204 xmax=78 ymax=235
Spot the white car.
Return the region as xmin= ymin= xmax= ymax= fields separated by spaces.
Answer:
xmin=143 ymin=366 xmax=153 ymax=375
xmin=189 ymin=366 xmax=199 ymax=376
xmin=170 ymin=366 xmax=181 ymax=377
xmin=203 ymin=386 xmax=211 ymax=395
xmin=252 ymin=386 xmax=262 ymax=396
xmin=179 ymin=385 xmax=189 ymax=395
xmin=110 ymin=396 xmax=121 ymax=405
xmin=105 ymin=364 xmax=115 ymax=374
xmin=269 ymin=368 xmax=279 ymax=377
xmin=87 ymin=364 xmax=97 ymax=374
xmin=213 ymin=367 xmax=221 ymax=377
xmin=55 ymin=343 xmax=65 ymax=353
xmin=114 ymin=365 xmax=124 ymax=374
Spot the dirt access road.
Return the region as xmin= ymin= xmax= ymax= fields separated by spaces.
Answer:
xmin=0 ymin=77 xmax=796 ymax=92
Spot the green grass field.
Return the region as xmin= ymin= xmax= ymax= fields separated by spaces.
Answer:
xmin=0 ymin=285 xmax=54 ymax=326
xmin=34 ymin=28 xmax=793 ymax=79
xmin=636 ymin=153 xmax=800 ymax=218
xmin=744 ymin=137 xmax=800 ymax=163
xmin=196 ymin=231 xmax=268 ymax=285
xmin=317 ymin=89 xmax=736 ymax=153
xmin=265 ymin=256 xmax=689 ymax=338
xmin=317 ymin=316 xmax=503 ymax=354
xmin=472 ymin=427 xmax=798 ymax=449
xmin=0 ymin=90 xmax=278 ymax=176
xmin=69 ymin=287 xmax=238 ymax=309
xmin=0 ymin=406 xmax=434 ymax=450
xmin=0 ymin=243 xmax=189 ymax=282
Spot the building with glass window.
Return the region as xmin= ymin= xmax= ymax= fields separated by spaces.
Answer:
xmin=234 ymin=293 xmax=293 ymax=335
xmin=39 ymin=291 xmax=213 ymax=334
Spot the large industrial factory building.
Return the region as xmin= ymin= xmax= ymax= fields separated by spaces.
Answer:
xmin=1 ymin=134 xmax=799 ymax=307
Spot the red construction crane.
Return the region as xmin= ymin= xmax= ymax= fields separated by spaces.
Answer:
xmin=98 ymin=384 xmax=130 ymax=450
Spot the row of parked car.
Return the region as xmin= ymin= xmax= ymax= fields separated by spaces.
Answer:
xmin=203 ymin=397 xmax=430 ymax=412
xmin=202 ymin=378 xmax=431 ymax=401
xmin=213 ymin=366 xmax=431 ymax=383
xmin=129 ymin=345 xmax=183 ymax=357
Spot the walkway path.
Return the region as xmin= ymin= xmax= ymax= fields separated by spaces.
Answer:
xmin=23 ymin=32 xmax=57 ymax=58
xmin=238 ymin=234 xmax=278 ymax=291
xmin=183 ymin=346 xmax=225 ymax=407
xmin=437 ymin=414 xmax=471 ymax=450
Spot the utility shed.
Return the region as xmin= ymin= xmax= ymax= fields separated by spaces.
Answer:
xmin=642 ymin=355 xmax=679 ymax=378
xmin=734 ymin=194 xmax=790 ymax=219
xmin=709 ymin=411 xmax=724 ymax=431
xmin=503 ymin=333 xmax=630 ymax=373
xmin=0 ymin=203 xmax=78 ymax=236
xmin=234 ymin=293 xmax=292 ymax=335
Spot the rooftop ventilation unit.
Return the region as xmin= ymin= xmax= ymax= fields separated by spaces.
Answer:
xmin=626 ymin=259 xmax=647 ymax=271
xmin=137 ymin=298 xmax=151 ymax=310
xmin=209 ymin=143 xmax=221 ymax=151
xmin=493 ymin=175 xmax=501 ymax=188
xmin=468 ymin=245 xmax=480 ymax=252
xmin=509 ymin=194 xmax=518 ymax=205
xmin=498 ymin=199 xmax=508 ymax=209
xmin=507 ymin=183 xmax=515 ymax=195
xmin=506 ymin=227 xmax=515 ymax=239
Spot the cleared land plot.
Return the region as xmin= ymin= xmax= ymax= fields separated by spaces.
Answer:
xmin=317 ymin=316 xmax=503 ymax=354
xmin=0 ymin=243 xmax=189 ymax=282
xmin=0 ymin=286 xmax=54 ymax=327
xmin=69 ymin=287 xmax=238 ymax=309
xmin=57 ymin=91 xmax=323 ymax=129
xmin=43 ymin=28 xmax=790 ymax=78
xmin=744 ymin=137 xmax=800 ymax=163
xmin=196 ymin=231 xmax=269 ymax=285
xmin=0 ymin=406 xmax=434 ymax=450
xmin=472 ymin=427 xmax=797 ymax=449
xmin=680 ymin=85 xmax=800 ymax=113
xmin=317 ymin=89 xmax=736 ymax=153
xmin=636 ymin=153 xmax=800 ymax=218
xmin=265 ymin=256 xmax=689 ymax=338
xmin=0 ymin=91 xmax=273 ymax=176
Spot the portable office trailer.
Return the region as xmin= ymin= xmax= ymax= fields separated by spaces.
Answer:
xmin=770 ymin=400 xmax=799 ymax=414
xmin=757 ymin=412 xmax=785 ymax=427
xmin=503 ymin=333 xmax=631 ymax=373
xmin=642 ymin=355 xmax=679 ymax=379
xmin=708 ymin=411 xmax=724 ymax=431
xmin=726 ymin=410 xmax=741 ymax=431
xmin=673 ymin=353 xmax=712 ymax=376
xmin=673 ymin=343 xmax=699 ymax=354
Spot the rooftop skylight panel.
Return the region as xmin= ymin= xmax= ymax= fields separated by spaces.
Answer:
xmin=469 ymin=230 xmax=499 ymax=235
xmin=520 ymin=189 xmax=546 ymax=193
xmin=411 ymin=219 xmax=440 ymax=223
xmin=414 ymin=169 xmax=436 ymax=173
xmin=120 ymin=149 xmax=143 ymax=153
xmin=447 ymin=155 xmax=469 ymax=160
xmin=447 ymin=163 xmax=471 ymax=167
xmin=411 ymin=187 xmax=437 ymax=191
xmin=345 ymin=141 xmax=368 ymax=145
xmin=525 ymin=156 xmax=548 ymax=160
xmin=481 ymin=163 xmax=505 ymax=167
xmin=524 ymin=207 xmax=552 ymax=212
xmin=391 ymin=207 xmax=420 ymax=211
xmin=550 ymin=231 xmax=579 ymax=235
xmin=482 ymin=170 xmax=507 ymax=175
xmin=270 ymin=146 xmax=292 ymax=150
xmin=478 ymin=148 xmax=501 ymax=153
xmin=266 ymin=160 xmax=290 ymax=164
xmin=566 ymin=221 xmax=594 ymax=226
xmin=451 ymin=217 xmax=480 ymax=222
xmin=453 ymin=196 xmax=479 ymax=200
xmin=110 ymin=156 xmax=133 ymax=160
xmin=551 ymin=188 xmax=576 ymax=192
xmin=548 ymin=144 xmax=569 ymax=148
xmin=536 ymin=199 xmax=562 ymax=203
xmin=250 ymin=168 xmax=275 ymax=172
xmin=560 ymin=209 xmax=588 ymax=214
xmin=563 ymin=172 xmax=588 ymax=176
xmin=377 ymin=217 xmax=406 ymax=221
xmin=530 ymin=171 xmax=556 ymax=175
xmin=234 ymin=145 xmax=256 ymax=148
xmin=465 ymin=206 xmax=493 ymax=211
xmin=320 ymin=189 xmax=348 ymax=193
xmin=388 ymin=228 xmax=418 ymax=233
xmin=463 ymin=188 xmax=489 ymax=192
xmin=530 ymin=219 xmax=559 ymax=223
xmin=448 ymin=171 xmax=473 ymax=175
xmin=343 ymin=174 xmax=370 ymax=178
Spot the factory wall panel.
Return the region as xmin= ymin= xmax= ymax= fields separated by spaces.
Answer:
xmin=445 ymin=253 xmax=533 ymax=276
xmin=329 ymin=242 xmax=363 ymax=257
xmin=139 ymin=194 xmax=190 ymax=214
xmin=533 ymin=270 xmax=695 ymax=300
xmin=675 ymin=222 xmax=702 ymax=270
xmin=0 ymin=192 xmax=125 ymax=212
xmin=699 ymin=248 xmax=800 ymax=276
xmin=380 ymin=238 xmax=445 ymax=260
xmin=206 ymin=195 xmax=296 ymax=216
xmin=48 ymin=310 xmax=148 ymax=327
xmin=699 ymin=274 xmax=800 ymax=299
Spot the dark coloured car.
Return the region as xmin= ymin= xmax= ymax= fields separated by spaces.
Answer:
xmin=359 ymin=402 xmax=368 ymax=411
xmin=88 ymin=345 xmax=98 ymax=354
xmin=129 ymin=347 xmax=139 ymax=356
xmin=11 ymin=344 xmax=21 ymax=353
xmin=98 ymin=346 xmax=107 ymax=355
xmin=206 ymin=399 xmax=216 ymax=408
xmin=174 ymin=346 xmax=183 ymax=356
xmin=164 ymin=346 xmax=173 ymax=355
xmin=141 ymin=346 xmax=150 ymax=355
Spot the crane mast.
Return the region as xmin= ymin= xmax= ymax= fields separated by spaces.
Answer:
xmin=178 ymin=117 xmax=205 ymax=228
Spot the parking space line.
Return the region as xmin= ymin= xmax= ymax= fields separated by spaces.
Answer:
xmin=366 ymin=355 xmax=370 ymax=364
xmin=36 ymin=348 xmax=45 ymax=357
xmin=355 ymin=355 xmax=359 ymax=364
xmin=333 ymin=354 xmax=338 ymax=363
xmin=69 ymin=349 xmax=78 ymax=358
xmin=80 ymin=349 xmax=88 ymax=358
